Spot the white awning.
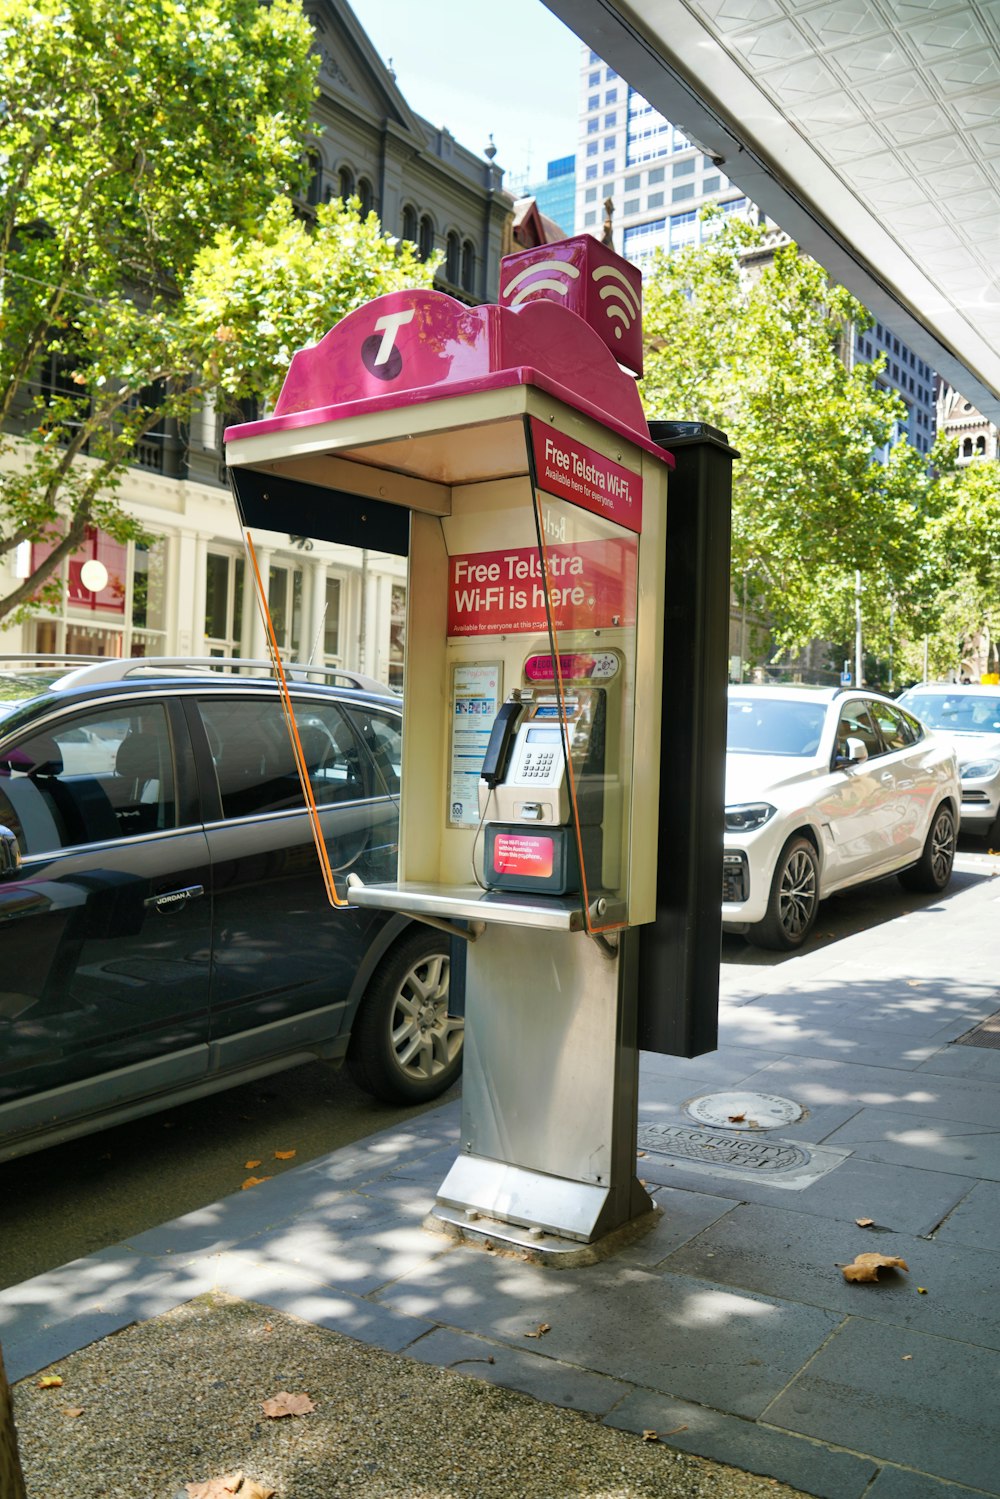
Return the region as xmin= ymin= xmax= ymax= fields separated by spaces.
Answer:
xmin=545 ymin=0 xmax=1000 ymax=421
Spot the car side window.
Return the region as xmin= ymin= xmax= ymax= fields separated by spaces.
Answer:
xmin=834 ymin=700 xmax=882 ymax=762
xmin=869 ymin=700 xmax=917 ymax=751
xmin=343 ymin=705 xmax=402 ymax=795
xmin=0 ymin=705 xmax=176 ymax=855
xmin=199 ymin=696 xmax=376 ymax=820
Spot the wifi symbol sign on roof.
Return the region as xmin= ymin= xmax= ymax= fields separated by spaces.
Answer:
xmin=498 ymin=235 xmax=644 ymax=378
xmin=593 ymin=266 xmax=642 ymax=341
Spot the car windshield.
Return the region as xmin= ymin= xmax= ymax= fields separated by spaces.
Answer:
xmin=728 ymin=696 xmax=827 ymax=757
xmin=902 ymin=693 xmax=1000 ymax=733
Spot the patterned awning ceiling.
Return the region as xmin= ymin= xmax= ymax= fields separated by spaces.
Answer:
xmin=544 ymin=0 xmax=1000 ymax=422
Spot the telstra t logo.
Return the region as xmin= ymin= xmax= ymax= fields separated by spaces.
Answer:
xmin=360 ymin=308 xmax=415 ymax=380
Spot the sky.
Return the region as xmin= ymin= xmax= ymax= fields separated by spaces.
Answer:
xmin=348 ymin=0 xmax=582 ymax=189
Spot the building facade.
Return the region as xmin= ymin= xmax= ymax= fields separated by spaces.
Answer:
xmin=1 ymin=0 xmax=513 ymax=685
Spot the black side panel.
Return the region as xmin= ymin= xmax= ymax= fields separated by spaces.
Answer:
xmin=637 ymin=423 xmax=736 ymax=1058
xmin=230 ymin=468 xmax=410 ymax=556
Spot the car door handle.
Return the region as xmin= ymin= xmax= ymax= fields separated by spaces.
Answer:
xmin=880 ymin=772 xmax=895 ymax=784
xmin=145 ymin=884 xmax=205 ymax=911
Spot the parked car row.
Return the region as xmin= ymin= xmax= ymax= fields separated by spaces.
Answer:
xmin=0 ymin=654 xmax=982 ymax=1160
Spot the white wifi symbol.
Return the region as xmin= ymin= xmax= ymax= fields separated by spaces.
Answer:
xmin=502 ymin=259 xmax=581 ymax=308
xmin=592 ymin=266 xmax=641 ymax=340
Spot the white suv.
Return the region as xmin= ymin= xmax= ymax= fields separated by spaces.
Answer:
xmin=723 ymin=684 xmax=961 ymax=950
xmin=897 ymin=683 xmax=1000 ymax=843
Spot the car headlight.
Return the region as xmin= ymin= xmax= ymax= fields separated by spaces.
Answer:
xmin=725 ymin=802 xmax=776 ymax=832
xmin=960 ymin=759 xmax=1000 ymax=780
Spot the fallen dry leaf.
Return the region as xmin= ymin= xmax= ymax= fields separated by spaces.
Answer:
xmin=36 ymin=1376 xmax=63 ymax=1389
xmin=728 ymin=1112 xmax=746 ymax=1123
xmin=642 ymin=1429 xmax=659 ymax=1442
xmin=274 ymin=1149 xmax=296 ymax=1160
xmin=842 ymin=1252 xmax=909 ymax=1283
xmin=917 ymin=1286 xmax=928 ymax=1294
xmin=636 ymin=1150 xmax=646 ymax=1158
xmin=241 ymin=1175 xmax=271 ymax=1190
xmin=261 ymin=1390 xmax=316 ymax=1419
xmin=524 ymin=1322 xmax=551 ymax=1339
xmin=61 ymin=1407 xmax=84 ymax=1418
xmin=902 ymin=1355 xmax=913 ymax=1361
xmin=244 ymin=1159 xmax=262 ymax=1170
xmin=855 ymin=1217 xmax=875 ymax=1228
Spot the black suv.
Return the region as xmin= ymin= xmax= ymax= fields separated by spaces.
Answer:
xmin=0 ymin=658 xmax=461 ymax=1162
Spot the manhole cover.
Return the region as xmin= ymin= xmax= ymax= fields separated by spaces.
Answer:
xmin=638 ymin=1123 xmax=810 ymax=1174
xmin=684 ymin=1091 xmax=804 ymax=1130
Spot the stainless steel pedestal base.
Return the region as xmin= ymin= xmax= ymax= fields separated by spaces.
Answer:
xmin=433 ymin=923 xmax=647 ymax=1249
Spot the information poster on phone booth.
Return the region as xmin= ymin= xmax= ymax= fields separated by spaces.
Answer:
xmin=448 ymin=662 xmax=502 ymax=826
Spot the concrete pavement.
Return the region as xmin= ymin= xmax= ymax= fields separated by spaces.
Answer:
xmin=3 ymin=845 xmax=1000 ymax=1498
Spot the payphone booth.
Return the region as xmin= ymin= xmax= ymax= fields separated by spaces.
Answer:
xmin=225 ymin=236 xmax=734 ymax=1254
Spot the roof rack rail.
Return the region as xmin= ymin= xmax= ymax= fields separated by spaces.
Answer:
xmin=46 ymin=656 xmax=396 ymax=695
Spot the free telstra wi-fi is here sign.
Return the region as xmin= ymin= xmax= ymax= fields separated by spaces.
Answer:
xmin=498 ymin=235 xmax=643 ymax=378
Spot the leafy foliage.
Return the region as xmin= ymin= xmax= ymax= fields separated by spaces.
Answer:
xmin=639 ymin=220 xmax=976 ymax=677
xmin=0 ymin=0 xmax=439 ymax=626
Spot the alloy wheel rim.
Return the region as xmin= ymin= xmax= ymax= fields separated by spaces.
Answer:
xmin=390 ymin=954 xmax=462 ymax=1080
xmin=779 ymin=849 xmax=817 ymax=937
xmin=930 ymin=813 xmax=955 ymax=884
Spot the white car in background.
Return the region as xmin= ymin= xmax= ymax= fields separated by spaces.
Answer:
xmin=723 ymin=685 xmax=961 ymax=951
xmin=896 ymin=683 xmax=1000 ymax=844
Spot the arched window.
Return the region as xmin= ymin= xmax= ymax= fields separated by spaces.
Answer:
xmin=305 ymin=149 xmax=322 ymax=208
xmin=445 ymin=231 xmax=460 ymax=283
xmin=975 ymin=435 xmax=986 ymax=455
xmin=357 ymin=177 xmax=374 ymax=217
xmin=402 ymin=204 xmax=417 ymax=244
xmin=418 ymin=213 xmax=434 ymax=261
xmin=461 ymin=239 xmax=476 ymax=293
xmin=962 ymin=437 xmax=974 ymax=458
xmin=338 ymin=165 xmax=354 ymax=202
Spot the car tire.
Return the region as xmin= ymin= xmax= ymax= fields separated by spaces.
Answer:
xmin=747 ymin=835 xmax=819 ymax=951
xmin=897 ymin=803 xmax=956 ymax=894
xmin=347 ymin=928 xmax=463 ymax=1105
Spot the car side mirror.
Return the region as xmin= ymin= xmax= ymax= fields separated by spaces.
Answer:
xmin=0 ymin=824 xmax=21 ymax=877
xmin=833 ymin=736 xmax=869 ymax=769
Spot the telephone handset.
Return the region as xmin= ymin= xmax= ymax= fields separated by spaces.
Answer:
xmin=480 ymin=694 xmax=526 ymax=788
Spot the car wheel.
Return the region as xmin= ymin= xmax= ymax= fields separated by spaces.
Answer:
xmin=347 ymin=928 xmax=463 ymax=1104
xmin=897 ymin=803 xmax=956 ymax=893
xmin=747 ymin=835 xmax=819 ymax=951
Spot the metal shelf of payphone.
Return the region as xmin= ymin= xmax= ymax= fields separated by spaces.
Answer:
xmin=345 ymin=879 xmax=623 ymax=932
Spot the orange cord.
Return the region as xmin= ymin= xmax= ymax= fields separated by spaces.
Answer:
xmin=244 ymin=531 xmax=350 ymax=909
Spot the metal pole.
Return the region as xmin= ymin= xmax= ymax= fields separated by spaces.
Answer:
xmin=888 ymin=598 xmax=895 ymax=691
xmin=855 ymin=570 xmax=863 ymax=688
xmin=740 ymin=568 xmax=748 ymax=681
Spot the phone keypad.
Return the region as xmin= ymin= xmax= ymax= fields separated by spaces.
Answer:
xmin=521 ymin=750 xmax=556 ymax=780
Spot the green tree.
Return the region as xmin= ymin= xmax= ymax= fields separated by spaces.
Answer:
xmin=0 ymin=0 xmax=319 ymax=618
xmin=640 ymin=221 xmax=944 ymax=662
xmin=187 ymin=196 xmax=438 ymax=412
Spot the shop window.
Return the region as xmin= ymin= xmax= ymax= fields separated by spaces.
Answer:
xmin=205 ymin=551 xmax=245 ymax=657
xmin=388 ymin=583 xmax=405 ymax=691
xmin=31 ymin=528 xmax=167 ymax=659
xmin=267 ymin=563 xmax=303 ymax=658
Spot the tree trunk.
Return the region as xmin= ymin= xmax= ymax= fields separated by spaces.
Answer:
xmin=0 ymin=1342 xmax=28 ymax=1499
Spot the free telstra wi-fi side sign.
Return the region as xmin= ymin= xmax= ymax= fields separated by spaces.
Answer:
xmin=498 ymin=235 xmax=643 ymax=379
